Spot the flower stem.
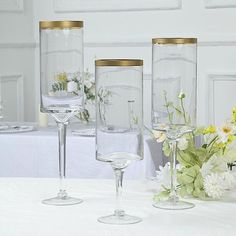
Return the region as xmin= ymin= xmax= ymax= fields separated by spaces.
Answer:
xmin=164 ymin=92 xmax=173 ymax=125
xmin=180 ymin=98 xmax=187 ymax=124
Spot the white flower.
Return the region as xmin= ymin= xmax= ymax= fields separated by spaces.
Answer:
xmin=177 ymin=137 xmax=188 ymax=151
xmin=221 ymin=171 xmax=236 ymax=190
xmin=223 ymin=145 xmax=236 ymax=164
xmin=204 ymin=173 xmax=225 ymax=199
xmin=67 ymin=81 xmax=77 ymax=93
xmin=153 ymin=130 xmax=166 ymax=143
xmin=217 ymin=123 xmax=233 ymax=143
xmin=155 ymin=162 xmax=180 ymax=189
xmin=84 ymin=80 xmax=93 ymax=89
xmin=200 ymin=155 xmax=228 ymax=178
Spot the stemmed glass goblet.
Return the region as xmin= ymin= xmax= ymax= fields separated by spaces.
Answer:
xmin=95 ymin=59 xmax=144 ymax=224
xmin=40 ymin=21 xmax=84 ymax=205
xmin=152 ymin=38 xmax=197 ymax=210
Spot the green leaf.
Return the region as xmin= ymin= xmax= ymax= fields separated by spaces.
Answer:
xmin=164 ymin=102 xmax=173 ymax=108
xmin=178 ymin=186 xmax=187 ymax=197
xmin=174 ymin=106 xmax=182 ymax=115
xmin=177 ymin=165 xmax=200 ymax=186
xmin=194 ymin=173 xmax=204 ymax=189
xmin=153 ymin=190 xmax=170 ymax=202
xmin=177 ymin=171 xmax=194 ymax=185
xmin=194 ymin=127 xmax=205 ymax=136
xmin=186 ymin=183 xmax=194 ymax=194
xmin=162 ymin=140 xmax=171 ymax=157
xmin=177 ymin=151 xmax=194 ymax=167
xmin=192 ymin=188 xmax=206 ymax=199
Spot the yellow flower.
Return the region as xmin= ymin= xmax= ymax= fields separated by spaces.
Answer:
xmin=226 ymin=134 xmax=236 ymax=144
xmin=56 ymin=72 xmax=67 ymax=82
xmin=215 ymin=142 xmax=226 ymax=149
xmin=203 ymin=125 xmax=216 ymax=134
xmin=232 ymin=107 xmax=236 ymax=124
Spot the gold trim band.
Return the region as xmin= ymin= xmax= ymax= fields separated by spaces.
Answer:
xmin=152 ymin=38 xmax=197 ymax=45
xmin=40 ymin=21 xmax=83 ymax=29
xmin=95 ymin=59 xmax=143 ymax=67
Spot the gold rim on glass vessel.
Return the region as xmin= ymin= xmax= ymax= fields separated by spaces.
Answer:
xmin=39 ymin=21 xmax=83 ymax=29
xmin=152 ymin=38 xmax=197 ymax=45
xmin=95 ymin=59 xmax=143 ymax=67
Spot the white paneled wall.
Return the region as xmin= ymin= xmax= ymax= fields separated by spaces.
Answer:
xmin=1 ymin=0 xmax=236 ymax=125
xmin=0 ymin=0 xmax=24 ymax=12
xmin=0 ymin=74 xmax=24 ymax=121
xmin=0 ymin=0 xmax=35 ymax=121
xmin=204 ymin=0 xmax=236 ymax=9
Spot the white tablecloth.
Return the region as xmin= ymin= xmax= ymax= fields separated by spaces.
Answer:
xmin=0 ymin=178 xmax=235 ymax=236
xmin=0 ymin=126 xmax=166 ymax=179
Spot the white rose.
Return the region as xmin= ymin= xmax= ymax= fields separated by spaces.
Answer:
xmin=221 ymin=172 xmax=236 ymax=190
xmin=67 ymin=81 xmax=77 ymax=93
xmin=177 ymin=137 xmax=188 ymax=151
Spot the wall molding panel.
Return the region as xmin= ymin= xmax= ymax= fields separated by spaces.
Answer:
xmin=205 ymin=0 xmax=236 ymax=9
xmin=0 ymin=74 xmax=24 ymax=121
xmin=0 ymin=42 xmax=36 ymax=49
xmin=54 ymin=0 xmax=182 ymax=12
xmin=207 ymin=73 xmax=236 ymax=124
xmin=29 ymin=40 xmax=236 ymax=49
xmin=84 ymin=40 xmax=236 ymax=48
xmin=0 ymin=0 xmax=24 ymax=12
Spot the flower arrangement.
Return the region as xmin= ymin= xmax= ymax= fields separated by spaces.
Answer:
xmin=153 ymin=95 xmax=236 ymax=201
xmin=52 ymin=70 xmax=95 ymax=122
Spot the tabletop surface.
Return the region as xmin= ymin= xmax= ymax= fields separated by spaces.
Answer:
xmin=0 ymin=178 xmax=235 ymax=236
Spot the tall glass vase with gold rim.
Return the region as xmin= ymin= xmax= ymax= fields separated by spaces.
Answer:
xmin=40 ymin=21 xmax=84 ymax=205
xmin=95 ymin=59 xmax=144 ymax=224
xmin=152 ymin=38 xmax=197 ymax=210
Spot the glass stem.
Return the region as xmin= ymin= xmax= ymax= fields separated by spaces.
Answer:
xmin=57 ymin=121 xmax=68 ymax=198
xmin=170 ymin=139 xmax=178 ymax=203
xmin=113 ymin=168 xmax=125 ymax=216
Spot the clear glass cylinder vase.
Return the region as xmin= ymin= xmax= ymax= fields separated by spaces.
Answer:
xmin=40 ymin=21 xmax=84 ymax=116
xmin=95 ymin=59 xmax=144 ymax=162
xmin=152 ymin=38 xmax=197 ymax=131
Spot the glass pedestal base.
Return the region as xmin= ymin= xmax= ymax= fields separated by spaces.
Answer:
xmin=42 ymin=190 xmax=83 ymax=206
xmin=153 ymin=199 xmax=195 ymax=210
xmin=98 ymin=210 xmax=142 ymax=225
